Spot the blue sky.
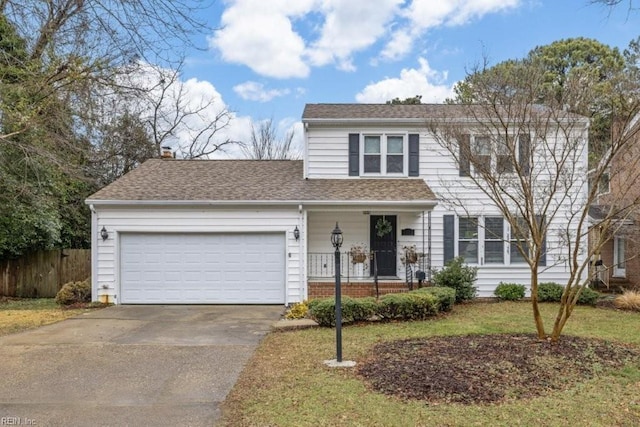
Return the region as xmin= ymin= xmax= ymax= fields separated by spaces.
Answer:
xmin=171 ymin=0 xmax=640 ymax=153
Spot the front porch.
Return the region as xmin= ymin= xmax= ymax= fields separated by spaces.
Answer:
xmin=304 ymin=209 xmax=432 ymax=299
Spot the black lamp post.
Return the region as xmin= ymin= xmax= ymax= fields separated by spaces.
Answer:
xmin=330 ymin=222 xmax=343 ymax=362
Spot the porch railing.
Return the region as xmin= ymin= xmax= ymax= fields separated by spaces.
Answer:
xmin=308 ymin=251 xmax=378 ymax=280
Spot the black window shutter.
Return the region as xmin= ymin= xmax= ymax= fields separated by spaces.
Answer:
xmin=348 ymin=133 xmax=359 ymax=176
xmin=459 ymin=134 xmax=471 ymax=177
xmin=536 ymin=215 xmax=546 ymax=266
xmin=443 ymin=215 xmax=455 ymax=264
xmin=408 ymin=133 xmax=419 ymax=176
xmin=519 ymin=133 xmax=530 ymax=175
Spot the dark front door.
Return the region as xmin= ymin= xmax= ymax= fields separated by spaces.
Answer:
xmin=370 ymin=215 xmax=397 ymax=276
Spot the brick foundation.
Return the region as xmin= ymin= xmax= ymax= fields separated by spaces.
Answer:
xmin=308 ymin=280 xmax=428 ymax=299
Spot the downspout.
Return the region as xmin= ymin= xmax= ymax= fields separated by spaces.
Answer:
xmin=299 ymin=204 xmax=306 ymax=301
xmin=89 ymin=204 xmax=99 ymax=303
xmin=428 ymin=210 xmax=432 ymax=282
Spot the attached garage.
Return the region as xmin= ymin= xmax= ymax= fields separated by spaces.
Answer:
xmin=119 ymin=233 xmax=286 ymax=304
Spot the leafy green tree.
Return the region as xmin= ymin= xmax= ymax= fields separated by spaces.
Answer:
xmin=386 ymin=95 xmax=422 ymax=105
xmin=451 ymin=38 xmax=627 ymax=164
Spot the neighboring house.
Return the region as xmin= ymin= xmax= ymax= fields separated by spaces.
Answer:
xmin=86 ymin=104 xmax=589 ymax=304
xmin=589 ymin=119 xmax=640 ymax=291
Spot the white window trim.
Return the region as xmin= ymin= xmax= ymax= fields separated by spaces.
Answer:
xmin=454 ymin=215 xmax=520 ymax=266
xmin=360 ymin=133 xmax=408 ymax=177
xmin=470 ymin=134 xmax=520 ymax=176
xmin=613 ymin=236 xmax=626 ymax=278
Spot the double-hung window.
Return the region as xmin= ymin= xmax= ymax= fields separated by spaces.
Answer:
xmin=458 ymin=217 xmax=479 ymax=264
xmin=484 ymin=217 xmax=504 ymax=264
xmin=362 ymin=134 xmax=406 ymax=175
xmin=444 ymin=214 xmax=545 ymax=266
xmin=472 ymin=136 xmax=491 ymax=173
xmin=461 ymin=134 xmax=529 ymax=176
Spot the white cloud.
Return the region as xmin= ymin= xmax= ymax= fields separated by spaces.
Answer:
xmin=355 ymin=58 xmax=454 ymax=103
xmin=233 ymin=81 xmax=290 ymax=102
xmin=210 ymin=1 xmax=316 ymax=78
xmin=382 ymin=0 xmax=522 ymax=63
xmin=306 ymin=0 xmax=402 ymax=69
xmin=113 ymin=62 xmax=253 ymax=158
xmin=211 ymin=0 xmax=522 ymax=77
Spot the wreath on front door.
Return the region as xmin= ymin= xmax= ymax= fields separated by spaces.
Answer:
xmin=375 ymin=217 xmax=392 ymax=237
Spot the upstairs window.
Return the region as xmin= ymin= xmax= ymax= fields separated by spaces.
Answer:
xmin=460 ymin=133 xmax=529 ymax=177
xmin=364 ymin=136 xmax=381 ymax=173
xmin=361 ymin=134 xmax=406 ymax=175
xmin=349 ymin=133 xmax=419 ymax=177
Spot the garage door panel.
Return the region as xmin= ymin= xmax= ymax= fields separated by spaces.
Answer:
xmin=120 ymin=233 xmax=285 ymax=304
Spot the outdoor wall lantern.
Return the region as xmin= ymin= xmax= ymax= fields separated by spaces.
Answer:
xmin=100 ymin=226 xmax=108 ymax=241
xmin=293 ymin=225 xmax=300 ymax=241
xmin=331 ymin=222 xmax=344 ymax=362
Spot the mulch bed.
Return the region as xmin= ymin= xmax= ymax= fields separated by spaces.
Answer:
xmin=357 ymin=334 xmax=640 ymax=405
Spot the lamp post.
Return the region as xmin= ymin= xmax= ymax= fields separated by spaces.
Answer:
xmin=331 ymin=222 xmax=343 ymax=362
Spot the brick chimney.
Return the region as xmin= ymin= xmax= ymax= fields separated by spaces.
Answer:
xmin=161 ymin=146 xmax=174 ymax=159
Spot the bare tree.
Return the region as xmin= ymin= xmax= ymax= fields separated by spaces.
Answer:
xmin=427 ymin=59 xmax=640 ymax=341
xmin=241 ymin=119 xmax=299 ymax=160
xmin=135 ymin=61 xmax=238 ymax=159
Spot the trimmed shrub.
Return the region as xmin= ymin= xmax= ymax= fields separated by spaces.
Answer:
xmin=344 ymin=296 xmax=378 ymax=322
xmin=537 ymin=282 xmax=564 ymax=302
xmin=285 ymin=301 xmax=309 ymax=319
xmin=55 ymin=279 xmax=91 ymax=305
xmin=576 ymin=287 xmax=600 ymax=306
xmin=377 ymin=292 xmax=439 ymax=320
xmin=494 ymin=282 xmax=526 ymax=301
xmin=432 ymin=257 xmax=477 ymax=303
xmin=413 ymin=286 xmax=456 ymax=312
xmin=307 ymin=296 xmax=377 ymax=327
xmin=614 ymin=291 xmax=640 ymax=311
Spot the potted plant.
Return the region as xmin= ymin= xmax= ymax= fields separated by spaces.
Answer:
xmin=400 ymin=245 xmax=420 ymax=265
xmin=350 ymin=244 xmax=368 ymax=278
xmin=350 ymin=244 xmax=368 ymax=264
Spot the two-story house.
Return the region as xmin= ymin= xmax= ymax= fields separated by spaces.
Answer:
xmin=86 ymin=103 xmax=589 ymax=305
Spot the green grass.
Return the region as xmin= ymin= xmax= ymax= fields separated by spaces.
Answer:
xmin=0 ymin=298 xmax=100 ymax=336
xmin=221 ymin=301 xmax=640 ymax=427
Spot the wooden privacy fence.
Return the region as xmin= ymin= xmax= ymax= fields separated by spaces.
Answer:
xmin=0 ymin=249 xmax=91 ymax=298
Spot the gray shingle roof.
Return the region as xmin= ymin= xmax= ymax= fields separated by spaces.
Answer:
xmin=86 ymin=159 xmax=436 ymax=203
xmin=302 ymin=103 xmax=587 ymax=122
xmin=302 ymin=103 xmax=462 ymax=120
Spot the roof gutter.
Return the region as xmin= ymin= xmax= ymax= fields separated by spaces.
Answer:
xmin=85 ymin=199 xmax=438 ymax=208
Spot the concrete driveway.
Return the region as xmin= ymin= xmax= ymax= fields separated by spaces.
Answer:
xmin=0 ymin=305 xmax=283 ymax=426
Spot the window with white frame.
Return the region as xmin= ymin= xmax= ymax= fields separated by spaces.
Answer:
xmin=362 ymin=134 xmax=406 ymax=175
xmin=445 ymin=215 xmax=546 ymax=266
xmin=458 ymin=217 xmax=479 ymax=264
xmin=510 ymin=217 xmax=528 ymax=264
xmin=613 ymin=236 xmax=626 ymax=277
xmin=472 ymin=136 xmax=491 ymax=173
xmin=464 ymin=134 xmax=524 ymax=176
xmin=484 ymin=217 xmax=505 ymax=264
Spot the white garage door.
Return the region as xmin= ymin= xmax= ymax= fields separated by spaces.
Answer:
xmin=120 ymin=233 xmax=285 ymax=304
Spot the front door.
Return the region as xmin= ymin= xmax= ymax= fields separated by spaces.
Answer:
xmin=370 ymin=215 xmax=397 ymax=276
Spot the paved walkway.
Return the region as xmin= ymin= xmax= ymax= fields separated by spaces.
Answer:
xmin=0 ymin=305 xmax=283 ymax=426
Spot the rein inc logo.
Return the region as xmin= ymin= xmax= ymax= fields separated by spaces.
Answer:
xmin=1 ymin=417 xmax=36 ymax=425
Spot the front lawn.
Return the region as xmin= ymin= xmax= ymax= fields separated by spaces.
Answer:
xmin=0 ymin=298 xmax=99 ymax=336
xmin=221 ymin=301 xmax=640 ymax=427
